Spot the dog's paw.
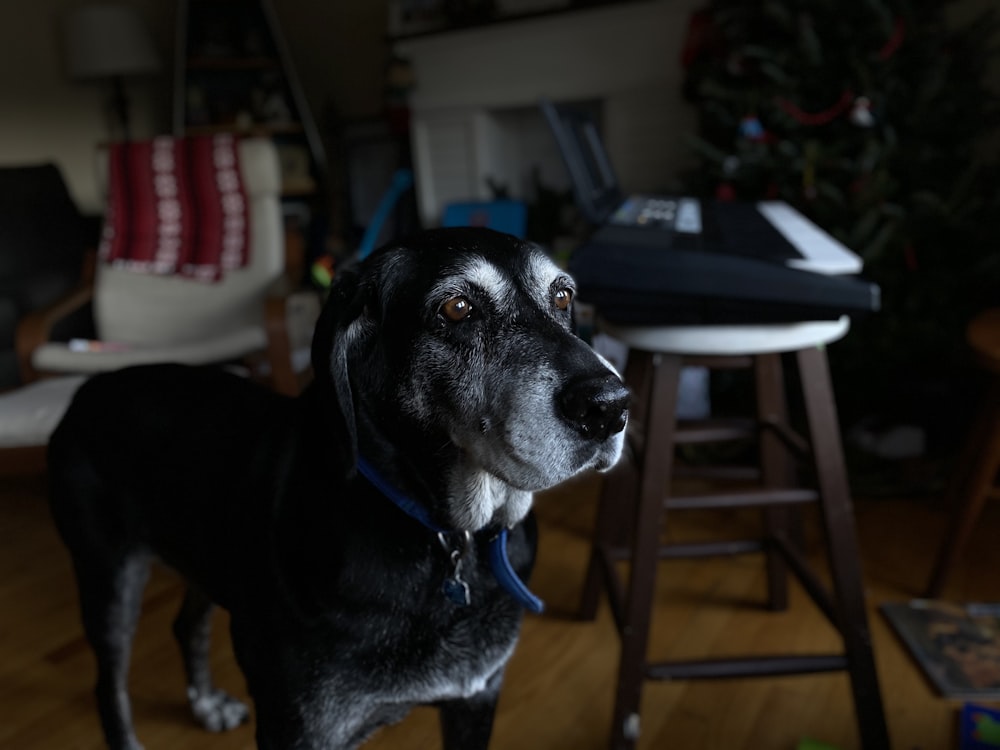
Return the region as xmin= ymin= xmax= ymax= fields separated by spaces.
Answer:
xmin=187 ymin=686 xmax=250 ymax=732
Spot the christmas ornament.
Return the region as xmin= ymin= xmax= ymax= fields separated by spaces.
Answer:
xmin=850 ymin=96 xmax=875 ymax=127
xmin=715 ymin=182 xmax=737 ymax=201
xmin=739 ymin=115 xmax=766 ymax=141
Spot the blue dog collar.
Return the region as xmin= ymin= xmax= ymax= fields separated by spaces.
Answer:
xmin=357 ymin=456 xmax=544 ymax=614
xmin=488 ymin=527 xmax=544 ymax=613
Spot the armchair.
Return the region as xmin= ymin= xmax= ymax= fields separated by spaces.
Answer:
xmin=0 ymin=163 xmax=93 ymax=389
xmin=15 ymin=136 xmax=316 ymax=397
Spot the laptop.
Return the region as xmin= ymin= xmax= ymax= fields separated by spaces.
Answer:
xmin=539 ymin=98 xmax=880 ymax=324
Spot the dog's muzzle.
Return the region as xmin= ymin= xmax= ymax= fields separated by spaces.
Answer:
xmin=558 ymin=373 xmax=630 ymax=442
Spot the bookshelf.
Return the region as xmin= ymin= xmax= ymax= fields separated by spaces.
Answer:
xmin=172 ymin=0 xmax=327 ymax=204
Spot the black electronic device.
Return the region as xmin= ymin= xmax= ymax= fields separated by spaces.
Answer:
xmin=539 ymin=98 xmax=880 ymax=324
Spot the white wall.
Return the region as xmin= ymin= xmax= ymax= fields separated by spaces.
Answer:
xmin=0 ymin=0 xmax=173 ymax=213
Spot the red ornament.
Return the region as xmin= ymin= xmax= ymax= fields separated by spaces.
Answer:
xmin=716 ymin=182 xmax=737 ymax=201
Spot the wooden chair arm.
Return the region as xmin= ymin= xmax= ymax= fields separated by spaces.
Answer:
xmin=15 ymin=279 xmax=95 ymax=384
xmin=263 ymin=291 xmax=299 ymax=397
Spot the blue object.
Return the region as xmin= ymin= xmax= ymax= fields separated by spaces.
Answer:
xmin=441 ymin=200 xmax=527 ymax=238
xmin=961 ymin=703 xmax=1000 ymax=749
xmin=357 ymin=168 xmax=414 ymax=260
xmin=488 ymin=527 xmax=544 ymax=613
xmin=740 ymin=115 xmax=766 ymax=140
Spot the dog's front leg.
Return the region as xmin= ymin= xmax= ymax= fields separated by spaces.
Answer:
xmin=438 ymin=671 xmax=504 ymax=750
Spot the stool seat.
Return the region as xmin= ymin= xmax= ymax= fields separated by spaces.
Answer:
xmin=582 ymin=318 xmax=889 ymax=749
xmin=602 ymin=315 xmax=850 ymax=356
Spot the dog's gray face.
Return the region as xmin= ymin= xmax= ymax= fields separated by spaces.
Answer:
xmin=316 ymin=228 xmax=629 ymax=531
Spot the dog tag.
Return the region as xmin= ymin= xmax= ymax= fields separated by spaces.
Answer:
xmin=440 ymin=535 xmax=472 ymax=606
xmin=442 ymin=575 xmax=471 ymax=606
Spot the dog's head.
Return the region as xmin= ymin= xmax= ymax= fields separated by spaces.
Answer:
xmin=312 ymin=227 xmax=629 ymax=531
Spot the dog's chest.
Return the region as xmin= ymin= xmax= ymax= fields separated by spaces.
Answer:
xmin=295 ymin=633 xmax=515 ymax=749
xmin=409 ymin=546 xmax=529 ymax=701
xmin=408 ymin=620 xmax=518 ymax=702
xmin=347 ymin=591 xmax=524 ymax=705
xmin=299 ymin=601 xmax=521 ymax=745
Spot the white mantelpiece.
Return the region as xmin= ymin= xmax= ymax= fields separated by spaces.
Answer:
xmin=394 ymin=0 xmax=700 ymax=226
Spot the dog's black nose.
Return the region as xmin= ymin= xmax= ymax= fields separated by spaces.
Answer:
xmin=558 ymin=373 xmax=630 ymax=441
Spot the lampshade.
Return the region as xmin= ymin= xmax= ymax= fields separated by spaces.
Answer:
xmin=63 ymin=4 xmax=161 ymax=80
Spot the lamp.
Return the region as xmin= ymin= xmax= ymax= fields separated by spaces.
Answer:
xmin=63 ymin=4 xmax=162 ymax=141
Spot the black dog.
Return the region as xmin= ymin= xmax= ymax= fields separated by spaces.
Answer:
xmin=47 ymin=227 xmax=629 ymax=749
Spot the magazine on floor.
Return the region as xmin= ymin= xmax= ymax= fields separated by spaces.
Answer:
xmin=881 ymin=600 xmax=1000 ymax=700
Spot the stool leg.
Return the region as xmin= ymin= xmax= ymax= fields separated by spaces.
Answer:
xmin=580 ymin=453 xmax=638 ymax=620
xmin=926 ymin=381 xmax=1000 ymax=598
xmin=580 ymin=349 xmax=648 ymax=620
xmin=797 ymin=346 xmax=890 ymax=750
xmin=755 ymin=352 xmax=795 ymax=611
xmin=610 ymin=352 xmax=682 ymax=750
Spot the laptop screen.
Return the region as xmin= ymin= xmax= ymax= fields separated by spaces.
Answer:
xmin=540 ymin=98 xmax=624 ymax=225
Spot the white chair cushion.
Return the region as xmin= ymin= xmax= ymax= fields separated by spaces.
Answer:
xmin=0 ymin=375 xmax=86 ymax=447
xmin=31 ymin=326 xmax=267 ymax=374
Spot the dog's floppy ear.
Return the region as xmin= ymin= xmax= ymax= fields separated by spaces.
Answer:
xmin=310 ymin=268 xmax=370 ymax=474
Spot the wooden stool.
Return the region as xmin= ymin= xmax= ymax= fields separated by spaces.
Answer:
xmin=926 ymin=308 xmax=1000 ymax=597
xmin=581 ymin=317 xmax=889 ymax=750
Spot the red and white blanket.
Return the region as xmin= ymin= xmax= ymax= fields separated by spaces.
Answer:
xmin=98 ymin=134 xmax=249 ymax=282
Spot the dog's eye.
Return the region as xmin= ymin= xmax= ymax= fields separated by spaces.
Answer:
xmin=441 ymin=296 xmax=472 ymax=322
xmin=554 ymin=287 xmax=574 ymax=311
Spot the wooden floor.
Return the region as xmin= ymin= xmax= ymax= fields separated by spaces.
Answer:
xmin=1 ymin=471 xmax=997 ymax=750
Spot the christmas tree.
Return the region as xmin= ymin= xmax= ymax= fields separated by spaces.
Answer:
xmin=681 ymin=0 xmax=1000 ymax=445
